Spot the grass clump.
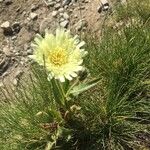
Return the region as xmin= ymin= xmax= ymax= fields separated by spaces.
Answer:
xmin=115 ymin=0 xmax=150 ymax=25
xmin=84 ymin=23 xmax=150 ymax=149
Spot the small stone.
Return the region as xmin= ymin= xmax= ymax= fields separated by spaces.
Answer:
xmin=4 ymin=0 xmax=12 ymax=5
xmin=78 ymin=6 xmax=85 ymax=10
xmin=69 ymin=9 xmax=73 ymax=13
xmin=74 ymin=14 xmax=78 ymax=18
xmin=27 ymin=49 xmax=33 ymax=55
xmin=60 ymin=20 xmax=69 ymax=28
xmin=60 ymin=13 xmax=63 ymax=16
xmin=64 ymin=5 xmax=68 ymax=9
xmin=62 ymin=0 xmax=71 ymax=6
xmin=48 ymin=1 xmax=55 ymax=7
xmin=43 ymin=0 xmax=55 ymax=7
xmin=60 ymin=17 xmax=65 ymax=22
xmin=31 ymin=4 xmax=39 ymax=11
xmin=1 ymin=21 xmax=13 ymax=36
xmin=11 ymin=36 xmax=17 ymax=40
xmin=58 ymin=8 xmax=64 ymax=13
xmin=63 ymin=12 xmax=69 ymax=20
xmin=15 ymin=52 xmax=19 ymax=56
xmin=30 ymin=12 xmax=38 ymax=20
xmin=52 ymin=11 xmax=58 ymax=17
xmin=54 ymin=3 xmax=61 ymax=10
xmin=22 ymin=11 xmax=27 ymax=16
xmin=26 ymin=17 xmax=31 ymax=21
xmin=1 ymin=21 xmax=10 ymax=29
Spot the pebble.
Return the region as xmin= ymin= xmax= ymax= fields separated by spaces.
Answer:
xmin=60 ymin=18 xmax=65 ymax=22
xmin=78 ymin=6 xmax=85 ymax=10
xmin=11 ymin=36 xmax=17 ymax=40
xmin=31 ymin=4 xmax=39 ymax=12
xmin=48 ymin=2 xmax=55 ymax=7
xmin=74 ymin=14 xmax=78 ymax=18
xmin=44 ymin=0 xmax=55 ymax=7
xmin=59 ymin=13 xmax=63 ymax=17
xmin=27 ymin=49 xmax=33 ymax=55
xmin=58 ymin=8 xmax=64 ymax=13
xmin=54 ymin=3 xmax=61 ymax=10
xmin=52 ymin=11 xmax=58 ymax=17
xmin=0 ymin=21 xmax=13 ymax=36
xmin=60 ymin=20 xmax=69 ymax=28
xmin=63 ymin=12 xmax=69 ymax=20
xmin=30 ymin=12 xmax=38 ymax=20
xmin=64 ymin=5 xmax=68 ymax=9
xmin=1 ymin=21 xmax=10 ymax=29
xmin=69 ymin=9 xmax=73 ymax=13
xmin=62 ymin=0 xmax=71 ymax=6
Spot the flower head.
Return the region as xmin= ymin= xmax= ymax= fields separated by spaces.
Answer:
xmin=30 ymin=28 xmax=87 ymax=82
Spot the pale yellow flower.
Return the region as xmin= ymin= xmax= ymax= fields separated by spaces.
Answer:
xmin=30 ymin=28 xmax=87 ymax=82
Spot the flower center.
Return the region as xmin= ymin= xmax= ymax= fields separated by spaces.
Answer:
xmin=48 ymin=48 xmax=68 ymax=66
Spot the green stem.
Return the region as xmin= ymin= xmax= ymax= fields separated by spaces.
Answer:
xmin=57 ymin=81 xmax=66 ymax=99
xmin=51 ymin=79 xmax=66 ymax=107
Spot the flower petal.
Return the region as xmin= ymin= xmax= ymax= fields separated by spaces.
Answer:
xmin=30 ymin=28 xmax=87 ymax=82
xmin=70 ymin=72 xmax=77 ymax=77
xmin=58 ymin=76 xmax=65 ymax=82
xmin=77 ymin=41 xmax=85 ymax=48
xmin=65 ymin=74 xmax=73 ymax=81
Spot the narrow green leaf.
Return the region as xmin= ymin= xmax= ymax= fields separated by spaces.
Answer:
xmin=70 ymin=78 xmax=101 ymax=96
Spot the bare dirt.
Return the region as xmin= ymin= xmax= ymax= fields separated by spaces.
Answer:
xmin=0 ymin=0 xmax=114 ymax=88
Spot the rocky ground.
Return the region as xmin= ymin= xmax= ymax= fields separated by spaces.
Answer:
xmin=0 ymin=0 xmax=124 ymax=88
